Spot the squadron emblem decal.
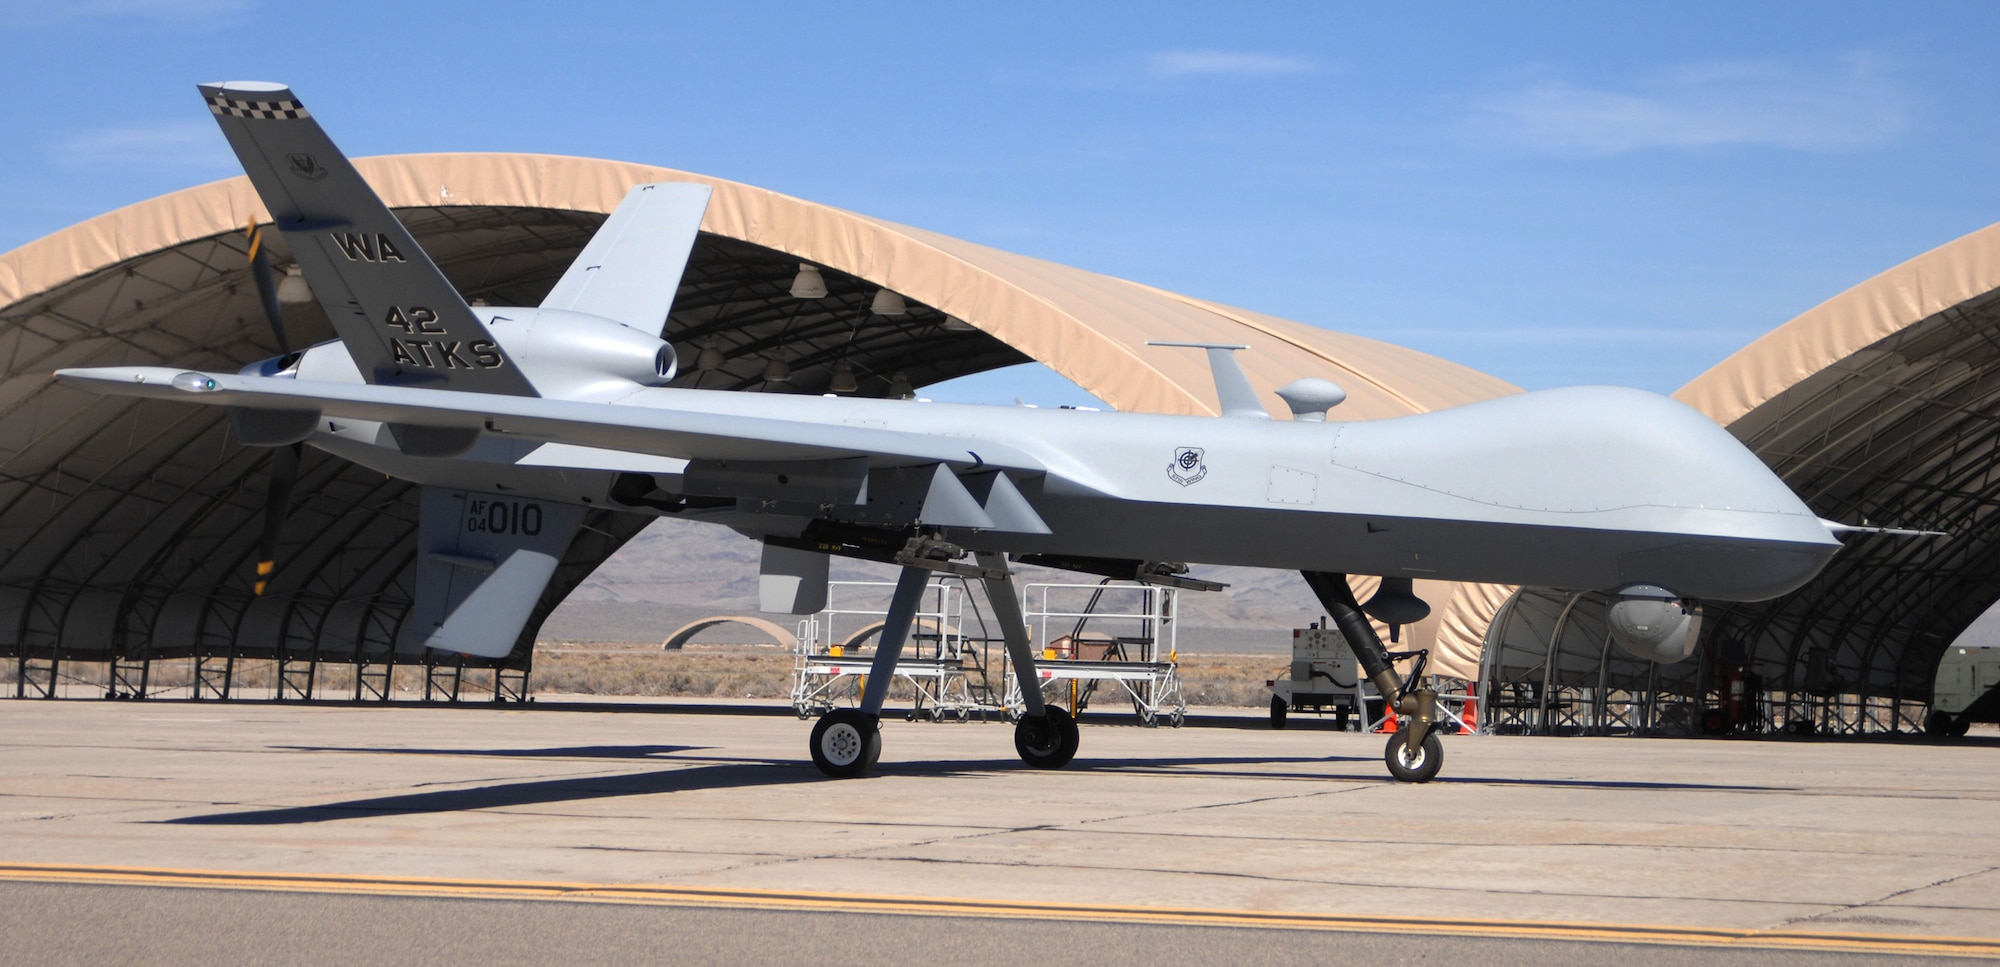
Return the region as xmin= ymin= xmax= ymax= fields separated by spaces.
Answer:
xmin=287 ymin=153 xmax=329 ymax=181
xmin=1167 ymin=446 xmax=1208 ymax=486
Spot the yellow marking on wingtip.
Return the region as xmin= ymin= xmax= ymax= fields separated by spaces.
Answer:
xmin=0 ymin=862 xmax=1994 ymax=959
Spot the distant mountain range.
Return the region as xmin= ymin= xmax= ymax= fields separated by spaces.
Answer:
xmin=542 ymin=517 xmax=1323 ymax=655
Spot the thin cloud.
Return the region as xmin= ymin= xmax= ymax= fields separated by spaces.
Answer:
xmin=49 ymin=121 xmax=235 ymax=170
xmin=1385 ymin=325 xmax=1750 ymax=346
xmin=1467 ymin=56 xmax=1908 ymax=155
xmin=1146 ymin=50 xmax=1317 ymax=79
xmin=1026 ymin=49 xmax=1321 ymax=90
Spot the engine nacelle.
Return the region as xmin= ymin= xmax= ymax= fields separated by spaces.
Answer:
xmin=480 ymin=307 xmax=675 ymax=398
xmin=1607 ymin=585 xmax=1701 ymax=663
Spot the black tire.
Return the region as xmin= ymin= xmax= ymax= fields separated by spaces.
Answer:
xmin=1950 ymin=713 xmax=1973 ymax=738
xmin=1270 ymin=696 xmax=1288 ymax=729
xmin=810 ymin=709 xmax=880 ymax=778
xmin=1926 ymin=711 xmax=1955 ymax=737
xmin=1384 ymin=728 xmax=1444 ymax=783
xmin=1015 ymin=706 xmax=1080 ymax=769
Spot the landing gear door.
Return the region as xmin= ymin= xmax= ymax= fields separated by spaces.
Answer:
xmin=760 ymin=540 xmax=829 ymax=615
xmin=406 ymin=487 xmax=586 ymax=658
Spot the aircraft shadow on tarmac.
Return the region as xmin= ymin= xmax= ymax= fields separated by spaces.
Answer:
xmin=160 ymin=750 xmax=1789 ymax=825
xmin=271 ymin=744 xmax=709 ymax=759
xmin=164 ymin=761 xmax=818 ymax=825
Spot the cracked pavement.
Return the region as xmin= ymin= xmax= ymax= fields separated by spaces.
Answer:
xmin=1 ymin=698 xmax=1996 ymax=941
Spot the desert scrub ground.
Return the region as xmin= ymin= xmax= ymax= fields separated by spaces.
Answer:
xmin=0 ymin=644 xmax=1288 ymax=708
xmin=531 ymin=642 xmax=1286 ymax=707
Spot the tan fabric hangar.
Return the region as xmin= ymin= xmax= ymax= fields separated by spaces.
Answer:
xmin=1468 ymin=218 xmax=2000 ymax=734
xmin=0 ymin=153 xmax=1517 ymax=687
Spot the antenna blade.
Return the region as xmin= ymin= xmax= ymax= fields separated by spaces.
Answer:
xmin=1146 ymin=341 xmax=1268 ymax=419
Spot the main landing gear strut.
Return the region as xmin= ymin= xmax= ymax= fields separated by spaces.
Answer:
xmin=808 ymin=550 xmax=1080 ymax=778
xmin=1302 ymin=571 xmax=1445 ymax=783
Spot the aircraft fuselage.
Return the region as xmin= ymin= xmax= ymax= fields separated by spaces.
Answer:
xmin=293 ymin=348 xmax=1836 ymax=603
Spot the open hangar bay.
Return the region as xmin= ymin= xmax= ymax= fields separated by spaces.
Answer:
xmin=2 ymin=153 xmax=1999 ymax=734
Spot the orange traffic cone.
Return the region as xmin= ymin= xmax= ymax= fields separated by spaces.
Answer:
xmin=1461 ymin=685 xmax=1479 ymax=735
xmin=1377 ymin=703 xmax=1398 ymax=733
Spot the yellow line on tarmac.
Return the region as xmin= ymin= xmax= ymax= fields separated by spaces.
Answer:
xmin=2 ymin=861 xmax=1996 ymax=959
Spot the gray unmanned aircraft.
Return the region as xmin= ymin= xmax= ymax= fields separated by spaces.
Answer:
xmin=58 ymin=82 xmax=1851 ymax=782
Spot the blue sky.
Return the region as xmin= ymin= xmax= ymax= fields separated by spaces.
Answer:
xmin=4 ymin=1 xmax=1997 ymax=405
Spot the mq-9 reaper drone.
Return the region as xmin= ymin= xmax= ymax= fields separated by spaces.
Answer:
xmin=57 ymin=83 xmax=1852 ymax=783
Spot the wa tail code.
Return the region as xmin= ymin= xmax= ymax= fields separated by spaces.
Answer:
xmin=331 ymin=232 xmax=407 ymax=263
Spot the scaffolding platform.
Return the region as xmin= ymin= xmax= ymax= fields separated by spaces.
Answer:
xmin=1004 ymin=580 xmax=1190 ymax=727
xmin=1023 ymin=658 xmax=1185 ymax=727
xmin=790 ymin=579 xmax=1001 ymax=721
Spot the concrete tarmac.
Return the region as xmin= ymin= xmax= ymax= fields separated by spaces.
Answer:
xmin=1 ymin=699 xmax=1997 ymax=963
xmin=6 ymin=880 xmax=1992 ymax=967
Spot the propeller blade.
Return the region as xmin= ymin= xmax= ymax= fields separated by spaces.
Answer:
xmin=254 ymin=442 xmax=301 ymax=596
xmin=244 ymin=219 xmax=290 ymax=354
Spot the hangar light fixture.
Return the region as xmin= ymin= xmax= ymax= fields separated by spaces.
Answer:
xmin=790 ymin=264 xmax=827 ymax=299
xmin=828 ymin=360 xmax=859 ymax=394
xmin=890 ymin=370 xmax=914 ymax=399
xmin=695 ymin=336 xmax=725 ymax=372
xmin=941 ymin=314 xmax=977 ymax=332
xmin=762 ymin=356 xmax=792 ymax=383
xmin=870 ymin=289 xmax=907 ymax=316
xmin=276 ymin=265 xmax=313 ymax=304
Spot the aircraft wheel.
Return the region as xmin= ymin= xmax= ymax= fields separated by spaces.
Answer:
xmin=810 ymin=709 xmax=880 ymax=778
xmin=1926 ymin=711 xmax=1954 ymax=736
xmin=1384 ymin=727 xmax=1444 ymax=783
xmin=1015 ymin=706 xmax=1080 ymax=769
xmin=1270 ymin=696 xmax=1288 ymax=729
xmin=1950 ymin=714 xmax=1973 ymax=738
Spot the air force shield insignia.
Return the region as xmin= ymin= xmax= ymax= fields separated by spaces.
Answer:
xmin=1167 ymin=446 xmax=1208 ymax=486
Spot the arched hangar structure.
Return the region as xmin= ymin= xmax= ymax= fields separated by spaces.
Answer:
xmin=1478 ymin=220 xmax=2000 ymax=736
xmin=0 ymin=153 xmax=1515 ymax=699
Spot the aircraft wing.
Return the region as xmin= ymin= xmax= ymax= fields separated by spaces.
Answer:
xmin=539 ymin=182 xmax=712 ymax=334
xmin=54 ymin=367 xmax=1043 ymax=472
xmin=201 ymin=81 xmax=539 ymax=396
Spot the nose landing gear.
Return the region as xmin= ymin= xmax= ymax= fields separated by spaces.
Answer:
xmin=1303 ymin=569 xmax=1450 ymax=784
xmin=1385 ymin=726 xmax=1444 ymax=783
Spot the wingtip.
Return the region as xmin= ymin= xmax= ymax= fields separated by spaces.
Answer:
xmin=1819 ymin=517 xmax=1948 ymax=539
xmin=200 ymin=80 xmax=291 ymax=94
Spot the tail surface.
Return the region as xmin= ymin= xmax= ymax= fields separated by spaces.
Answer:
xmin=201 ymin=81 xmax=537 ymax=396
